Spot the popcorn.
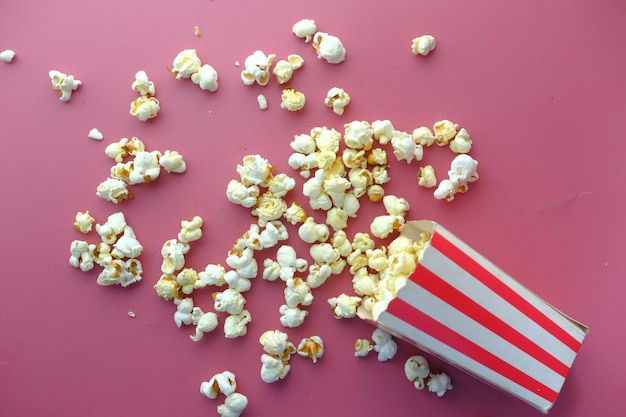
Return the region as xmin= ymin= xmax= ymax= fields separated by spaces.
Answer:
xmin=325 ymin=87 xmax=351 ymax=115
xmin=310 ymin=242 xmax=340 ymax=265
xmin=194 ymin=25 xmax=202 ymax=37
xmin=130 ymin=151 xmax=162 ymax=184
xmin=372 ymin=328 xmax=398 ymax=361
xmin=190 ymin=311 xmax=219 ymax=341
xmin=328 ymin=294 xmax=362 ymax=318
xmin=154 ymin=274 xmax=180 ymax=300
xmin=241 ymin=50 xmax=276 ymax=86
xmin=191 ymin=64 xmax=219 ymax=92
xmin=280 ymin=87 xmax=306 ymax=111
xmin=159 ymin=150 xmax=187 ymax=173
xmin=252 ymin=192 xmax=288 ymax=226
xmin=284 ymin=277 xmax=313 ymax=307
xmin=96 ymin=258 xmax=143 ymax=287
xmin=217 ymin=393 xmax=248 ymax=417
xmin=95 ymin=212 xmax=127 ymax=244
xmin=178 ymin=216 xmax=203 ymax=244
xmin=262 ymin=259 xmax=281 ymax=281
xmin=405 ymin=355 xmax=430 ymax=389
xmin=259 ymin=329 xmax=296 ymax=358
xmin=176 ymin=268 xmax=199 ymax=295
xmin=370 ymin=215 xmax=404 ymax=239
xmin=111 ymin=226 xmax=143 ymax=259
xmin=411 ymin=35 xmax=436 ymax=56
xmin=433 ymin=179 xmax=456 ymax=202
xmin=391 ymin=130 xmax=423 ymax=163
xmin=260 ymin=353 xmax=291 ymax=383
xmin=434 ymin=154 xmax=479 ymax=201
xmin=69 ymin=240 xmax=95 ymax=272
xmin=326 ymin=207 xmax=348 ymax=231
xmin=344 ymin=121 xmax=373 ymax=150
xmin=279 ymin=304 xmax=308 ymax=327
xmin=213 ymin=288 xmax=246 ymax=315
xmin=174 ymin=297 xmax=194 ymax=327
xmin=74 ymin=211 xmax=95 ymax=233
xmin=367 ymin=184 xmax=385 ymax=202
xmin=298 ymin=217 xmax=330 ymax=243
xmin=131 ymin=71 xmax=156 ymax=96
xmin=224 ymin=270 xmax=252 ymax=292
xmin=172 ymin=49 xmax=202 ymax=79
xmin=0 ymin=49 xmax=16 ymax=63
xmin=297 ymin=336 xmax=324 ymax=363
xmin=312 ymin=32 xmax=346 ymax=64
xmin=449 ymin=127 xmax=472 ymax=154
xmin=305 ymin=263 xmax=332 ymax=288
xmin=196 ymin=264 xmax=227 ymax=288
xmin=417 ymin=165 xmax=437 ymax=188
xmin=88 ymin=128 xmax=104 ymax=141
xmin=354 ymin=338 xmax=373 ymax=357
xmin=161 ymin=239 xmax=189 ymax=274
xmin=259 ymin=220 xmax=289 ymax=248
xmin=433 ymin=119 xmax=459 ymax=146
xmin=283 ymin=202 xmax=308 ymax=225
xmin=226 ymin=180 xmax=260 ymax=208
xmin=383 ymin=195 xmax=410 ymax=217
xmin=200 ymin=371 xmax=237 ymax=399
xmin=427 ymin=372 xmax=453 ymax=397
xmin=236 ymin=154 xmax=274 ymax=187
xmin=274 ymin=245 xmax=308 ymax=282
xmin=287 ymin=54 xmax=304 ymax=70
xmin=412 ymin=126 xmax=436 ymax=147
xmin=130 ymin=95 xmax=160 ymax=121
xmin=372 ymin=120 xmax=395 ymax=145
xmin=49 ymin=70 xmax=81 ymax=102
xmin=273 ymin=59 xmax=294 ymax=84
xmin=292 ymin=19 xmax=317 ymax=42
xmin=224 ymin=310 xmax=252 ymax=338
xmin=257 ymin=94 xmax=268 ymax=110
xmin=352 ymin=268 xmax=379 ymax=296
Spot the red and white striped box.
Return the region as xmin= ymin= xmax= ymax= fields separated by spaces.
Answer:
xmin=357 ymin=220 xmax=589 ymax=414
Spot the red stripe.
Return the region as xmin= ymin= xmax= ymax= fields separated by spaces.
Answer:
xmin=411 ymin=265 xmax=570 ymax=377
xmin=386 ymin=297 xmax=559 ymax=404
xmin=430 ymin=233 xmax=582 ymax=352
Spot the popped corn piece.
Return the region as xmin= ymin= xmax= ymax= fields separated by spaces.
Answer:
xmin=217 ymin=393 xmax=248 ymax=417
xmin=131 ymin=70 xmax=155 ymax=96
xmin=273 ymin=59 xmax=294 ymax=84
xmin=368 ymin=147 xmax=388 ymax=166
xmin=367 ymin=184 xmax=385 ymax=202
xmin=178 ymin=216 xmax=203 ymax=243
xmin=428 ymin=372 xmax=453 ymax=397
xmin=213 ymin=288 xmax=246 ymax=315
xmin=95 ymin=212 xmax=127 ymax=244
xmin=174 ymin=297 xmax=194 ymax=327
xmin=226 ymin=180 xmax=260 ymax=208
xmin=280 ymin=87 xmax=306 ymax=111
xmin=433 ymin=179 xmax=456 ymax=201
xmin=417 ymin=165 xmax=437 ymax=188
xmin=372 ymin=165 xmax=390 ymax=185
xmin=383 ymin=195 xmax=410 ymax=217
xmin=352 ymin=232 xmax=375 ymax=252
xmin=391 ymin=130 xmax=423 ymax=163
xmin=191 ymin=64 xmax=219 ymax=92
xmin=237 ymin=154 xmax=274 ymax=187
xmin=325 ymin=87 xmax=351 ymax=115
xmin=279 ymin=304 xmax=308 ymax=327
xmin=88 ymin=128 xmax=104 ymax=141
xmin=372 ymin=328 xmax=398 ymax=361
xmin=367 ymin=248 xmax=388 ymax=272
xmin=344 ymin=121 xmax=373 ymax=150
xmin=259 ymin=220 xmax=289 ymax=248
xmin=154 ymin=274 xmax=181 ymax=301
xmin=328 ymin=294 xmax=362 ymax=318
xmin=298 ymin=217 xmax=330 ymax=243
xmin=0 ymin=49 xmax=16 ymax=63
xmin=260 ymin=353 xmax=291 ymax=383
xmin=96 ymin=177 xmax=131 ymax=203
xmin=284 ymin=277 xmax=313 ymax=307
xmin=130 ymin=151 xmax=161 ymax=184
xmin=111 ymin=226 xmax=143 ymax=258
xmin=96 ymin=258 xmax=143 ymax=287
xmin=326 ymin=207 xmax=348 ymax=231
xmin=283 ymin=202 xmax=308 ymax=225
xmin=49 ymin=70 xmax=81 ymax=102
xmin=69 ymin=240 xmax=94 ymax=272
xmin=287 ymin=54 xmax=304 ymax=70
xmin=200 ymin=371 xmax=237 ymax=399
xmin=449 ymin=153 xmax=479 ymax=186
xmin=348 ymin=167 xmax=373 ymax=198
xmin=104 ymin=139 xmax=129 ymax=163
xmin=312 ymin=126 xmax=342 ymax=152
xmin=172 ymin=49 xmax=201 ymax=79
xmin=196 ymin=263 xmax=227 ymax=288
xmin=176 ymin=268 xmax=199 ymax=295
xmin=92 ymin=242 xmax=112 ymax=265
xmin=262 ymin=259 xmax=281 ymax=281
xmin=241 ymin=50 xmax=276 ymax=86
xmin=274 ymin=245 xmax=307 ymax=282
xmin=372 ymin=120 xmax=395 ymax=145
xmin=306 ymin=263 xmax=332 ymax=288
xmin=290 ymin=133 xmax=316 ymax=154
xmin=267 ymin=173 xmax=296 ymax=198
xmin=224 ymin=310 xmax=252 ymax=338
xmin=297 ymin=336 xmax=324 ymax=363
xmin=354 ymin=338 xmax=373 ymax=357
xmin=302 ymin=173 xmax=332 ymax=211
xmin=405 ymin=355 xmax=430 ymax=389
xmin=347 ymin=249 xmax=368 ymax=274
xmin=342 ymin=148 xmax=367 ymax=169
xmin=449 ymin=127 xmax=472 ymax=154
xmin=352 ymin=268 xmax=379 ymax=296
xmin=128 ymin=311 xmax=136 ymax=318
xmin=312 ymin=32 xmax=346 ymax=64
xmin=161 ymin=238 xmax=189 ymax=274
xmin=411 ymin=35 xmax=436 ymax=56
xmin=292 ymin=19 xmax=317 ymax=42
xmin=159 ymin=150 xmax=187 ymax=173
xmin=259 ymin=329 xmax=296 ymax=358
xmin=310 ymin=243 xmax=340 ymax=265
xmin=190 ymin=311 xmax=219 ymax=341
xmin=252 ymin=192 xmax=288 ymax=226
xmin=412 ymin=126 xmax=436 ymax=147
xmin=433 ymin=120 xmax=459 ymax=146
xmin=74 ymin=211 xmax=94 ymax=233
xmin=224 ymin=270 xmax=252 ymax=292
xmin=130 ymin=95 xmax=160 ymax=121
xmin=257 ymin=94 xmax=268 ymax=110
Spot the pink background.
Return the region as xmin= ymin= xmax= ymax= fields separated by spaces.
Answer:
xmin=1 ymin=0 xmax=624 ymax=416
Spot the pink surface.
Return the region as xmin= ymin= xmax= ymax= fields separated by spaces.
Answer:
xmin=1 ymin=0 xmax=624 ymax=416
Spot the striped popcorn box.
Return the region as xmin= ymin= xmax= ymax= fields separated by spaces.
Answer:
xmin=357 ymin=220 xmax=589 ymax=413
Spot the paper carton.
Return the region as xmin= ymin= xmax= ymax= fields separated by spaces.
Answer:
xmin=357 ymin=220 xmax=588 ymax=413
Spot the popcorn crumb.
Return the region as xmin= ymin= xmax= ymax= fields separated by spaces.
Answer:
xmin=194 ymin=25 xmax=202 ymax=37
xmin=88 ymin=128 xmax=104 ymax=141
xmin=292 ymin=19 xmax=317 ymax=42
xmin=411 ymin=35 xmax=436 ymax=56
xmin=128 ymin=311 xmax=136 ymax=318
xmin=0 ymin=49 xmax=16 ymax=63
xmin=257 ymin=94 xmax=268 ymax=110
xmin=49 ymin=70 xmax=81 ymax=102
xmin=325 ymin=87 xmax=351 ymax=115
xmin=280 ymin=87 xmax=306 ymax=111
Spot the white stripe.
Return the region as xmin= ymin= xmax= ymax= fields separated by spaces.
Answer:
xmin=434 ymin=227 xmax=587 ymax=343
xmin=379 ymin=311 xmax=554 ymax=414
xmin=397 ymin=281 xmax=566 ymax=393
xmin=419 ymin=245 xmax=579 ymax=367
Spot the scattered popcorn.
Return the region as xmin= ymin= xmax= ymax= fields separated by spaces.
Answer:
xmin=372 ymin=328 xmax=398 ymax=361
xmin=354 ymin=338 xmax=373 ymax=357
xmin=217 ymin=393 xmax=248 ymax=417
xmin=292 ymin=19 xmax=317 ymax=42
xmin=130 ymin=95 xmax=160 ymax=121
xmin=49 ymin=70 xmax=81 ymax=102
xmin=305 ymin=263 xmax=332 ymax=288
xmin=190 ymin=311 xmax=219 ymax=341
xmin=224 ymin=310 xmax=252 ymax=338
xmin=449 ymin=127 xmax=472 ymax=154
xmin=176 ymin=268 xmax=199 ymax=295
xmin=131 ymin=71 xmax=156 ymax=96
xmin=427 ymin=372 xmax=453 ymax=397
xmin=325 ymin=87 xmax=351 ymax=115
xmin=411 ymin=35 xmax=436 ymax=56
xmin=200 ymin=371 xmax=237 ymax=399
xmin=280 ymin=87 xmax=306 ymax=111
xmin=297 ymin=336 xmax=324 ymax=363
xmin=214 ymin=288 xmax=246 ymax=315
xmin=328 ymin=294 xmax=362 ymax=318
xmin=279 ymin=304 xmax=308 ymax=327
xmin=274 ymin=245 xmax=308 ymax=282
xmin=172 ymin=49 xmax=202 ymax=79
xmin=88 ymin=128 xmax=104 ymax=141
xmin=241 ymin=50 xmax=276 ymax=86
xmin=405 ymin=355 xmax=430 ymax=389
xmin=273 ymin=59 xmax=294 ymax=84
xmin=159 ymin=150 xmax=187 ymax=173
xmin=0 ymin=49 xmax=16 ymax=63
xmin=433 ymin=179 xmax=456 ymax=202
xmin=191 ymin=64 xmax=219 ymax=92
xmin=417 ymin=165 xmax=437 ymax=188
xmin=74 ymin=211 xmax=95 ymax=233
xmin=312 ymin=32 xmax=346 ymax=64
xmin=257 ymin=94 xmax=268 ymax=110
